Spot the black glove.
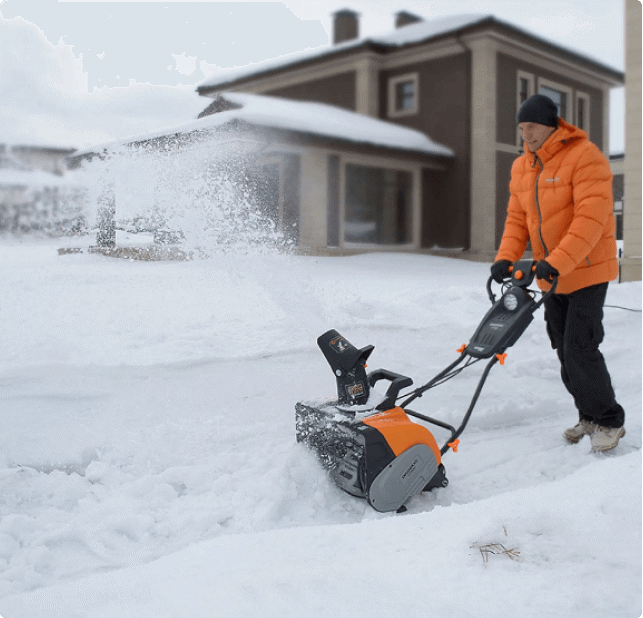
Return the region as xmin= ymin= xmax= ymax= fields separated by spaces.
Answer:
xmin=535 ymin=259 xmax=559 ymax=283
xmin=490 ymin=260 xmax=512 ymax=283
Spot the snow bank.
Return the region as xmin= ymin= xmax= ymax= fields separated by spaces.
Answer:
xmin=0 ymin=242 xmax=640 ymax=617
xmin=1 ymin=452 xmax=639 ymax=618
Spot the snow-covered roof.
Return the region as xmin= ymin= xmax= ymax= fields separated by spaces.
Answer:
xmin=72 ymin=92 xmax=454 ymax=159
xmin=0 ymin=168 xmax=76 ymax=188
xmin=198 ymin=14 xmax=490 ymax=90
xmin=197 ymin=12 xmax=623 ymax=92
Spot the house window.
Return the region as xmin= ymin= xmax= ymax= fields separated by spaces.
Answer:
xmin=516 ymin=71 xmax=534 ymax=145
xmin=344 ymin=163 xmax=413 ymax=245
xmin=537 ymin=79 xmax=572 ymax=122
xmin=246 ymin=158 xmax=283 ymax=225
xmin=577 ymin=97 xmax=585 ymax=128
xmin=396 ymin=81 xmax=415 ymax=111
xmin=388 ymin=73 xmax=419 ymax=117
xmin=614 ymin=199 xmax=623 ymax=241
xmin=519 ymin=78 xmax=530 ymax=103
xmin=539 ymin=85 xmax=565 ymax=117
xmin=576 ymin=92 xmax=590 ymax=135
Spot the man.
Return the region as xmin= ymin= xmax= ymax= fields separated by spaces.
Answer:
xmin=492 ymin=93 xmax=625 ymax=452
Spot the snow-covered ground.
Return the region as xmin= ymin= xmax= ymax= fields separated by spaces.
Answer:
xmin=0 ymin=239 xmax=640 ymax=618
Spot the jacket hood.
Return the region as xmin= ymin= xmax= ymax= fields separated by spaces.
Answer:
xmin=524 ymin=119 xmax=587 ymax=160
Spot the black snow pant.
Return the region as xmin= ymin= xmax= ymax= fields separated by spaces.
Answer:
xmin=543 ymin=282 xmax=624 ymax=428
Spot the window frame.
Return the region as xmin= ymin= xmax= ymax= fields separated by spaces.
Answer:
xmin=339 ymin=154 xmax=421 ymax=249
xmin=576 ymin=91 xmax=591 ymax=136
xmin=537 ymin=78 xmax=573 ymax=123
xmin=516 ymin=71 xmax=535 ymax=145
xmin=387 ymin=73 xmax=419 ymax=118
xmin=253 ymin=154 xmax=285 ymax=225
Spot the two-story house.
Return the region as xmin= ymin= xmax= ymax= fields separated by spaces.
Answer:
xmin=196 ymin=10 xmax=625 ymax=260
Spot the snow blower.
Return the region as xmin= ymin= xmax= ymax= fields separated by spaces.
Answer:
xmin=295 ymin=260 xmax=557 ymax=513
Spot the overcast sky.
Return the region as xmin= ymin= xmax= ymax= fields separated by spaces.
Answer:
xmin=0 ymin=0 xmax=626 ymax=151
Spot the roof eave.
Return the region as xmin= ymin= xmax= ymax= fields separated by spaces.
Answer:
xmin=202 ymin=119 xmax=455 ymax=162
xmin=68 ymin=115 xmax=454 ymax=166
xmin=196 ymin=40 xmax=389 ymax=96
xmin=480 ymin=17 xmax=624 ymax=85
xmin=197 ymin=14 xmax=624 ymax=94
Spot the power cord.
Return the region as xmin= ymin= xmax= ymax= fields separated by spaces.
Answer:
xmin=605 ymin=304 xmax=642 ymax=313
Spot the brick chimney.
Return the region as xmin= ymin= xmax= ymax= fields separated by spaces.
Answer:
xmin=333 ymin=9 xmax=359 ymax=44
xmin=395 ymin=10 xmax=424 ymax=29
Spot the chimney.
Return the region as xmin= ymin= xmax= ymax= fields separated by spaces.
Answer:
xmin=395 ymin=10 xmax=424 ymax=29
xmin=333 ymin=9 xmax=359 ymax=45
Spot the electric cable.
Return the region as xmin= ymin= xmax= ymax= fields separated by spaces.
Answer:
xmin=605 ymin=304 xmax=642 ymax=313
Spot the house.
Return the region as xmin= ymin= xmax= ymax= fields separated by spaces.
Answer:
xmin=196 ymin=10 xmax=625 ymax=260
xmin=0 ymin=143 xmax=81 ymax=234
xmin=4 ymin=143 xmax=75 ymax=177
xmin=67 ymin=92 xmax=454 ymax=252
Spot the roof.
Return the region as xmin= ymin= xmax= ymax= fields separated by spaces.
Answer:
xmin=198 ymin=14 xmax=489 ymax=92
xmin=5 ymin=144 xmax=77 ymax=155
xmin=0 ymin=168 xmax=76 ymax=188
xmin=71 ymin=92 xmax=454 ymax=160
xmin=197 ymin=13 xmax=624 ymax=93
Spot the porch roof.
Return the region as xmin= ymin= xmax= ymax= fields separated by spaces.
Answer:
xmin=0 ymin=168 xmax=76 ymax=189
xmin=71 ymin=92 xmax=454 ymax=160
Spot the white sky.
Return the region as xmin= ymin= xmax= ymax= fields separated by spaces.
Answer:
xmin=0 ymin=0 xmax=627 ymax=151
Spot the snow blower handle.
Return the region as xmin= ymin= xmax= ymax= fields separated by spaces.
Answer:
xmin=368 ymin=369 xmax=413 ymax=411
xmin=486 ymin=260 xmax=558 ymax=304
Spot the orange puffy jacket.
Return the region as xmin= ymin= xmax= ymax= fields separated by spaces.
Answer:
xmin=495 ymin=119 xmax=618 ymax=294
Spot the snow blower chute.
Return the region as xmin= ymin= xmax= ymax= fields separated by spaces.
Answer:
xmin=295 ymin=260 xmax=557 ymax=512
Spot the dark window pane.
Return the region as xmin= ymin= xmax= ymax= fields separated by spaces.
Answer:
xmin=395 ymin=80 xmax=415 ymax=111
xmin=519 ymin=78 xmax=529 ymax=103
xmin=615 ymin=214 xmax=623 ymax=240
xmin=344 ymin=164 xmax=413 ymax=244
xmin=539 ymin=85 xmax=566 ymax=119
xmin=247 ymin=163 xmax=280 ymax=222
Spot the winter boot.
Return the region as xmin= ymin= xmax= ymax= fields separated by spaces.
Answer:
xmin=590 ymin=426 xmax=626 ymax=453
xmin=563 ymin=419 xmax=596 ymax=444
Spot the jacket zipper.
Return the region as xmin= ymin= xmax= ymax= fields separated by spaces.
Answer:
xmin=533 ymin=154 xmax=549 ymax=257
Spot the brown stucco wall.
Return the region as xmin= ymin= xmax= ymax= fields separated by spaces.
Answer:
xmin=265 ymin=71 xmax=357 ymax=111
xmin=380 ymin=53 xmax=471 ymax=249
xmin=496 ymin=53 xmax=605 ymax=149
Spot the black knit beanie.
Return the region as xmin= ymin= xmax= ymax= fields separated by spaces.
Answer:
xmin=517 ymin=94 xmax=558 ymax=127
